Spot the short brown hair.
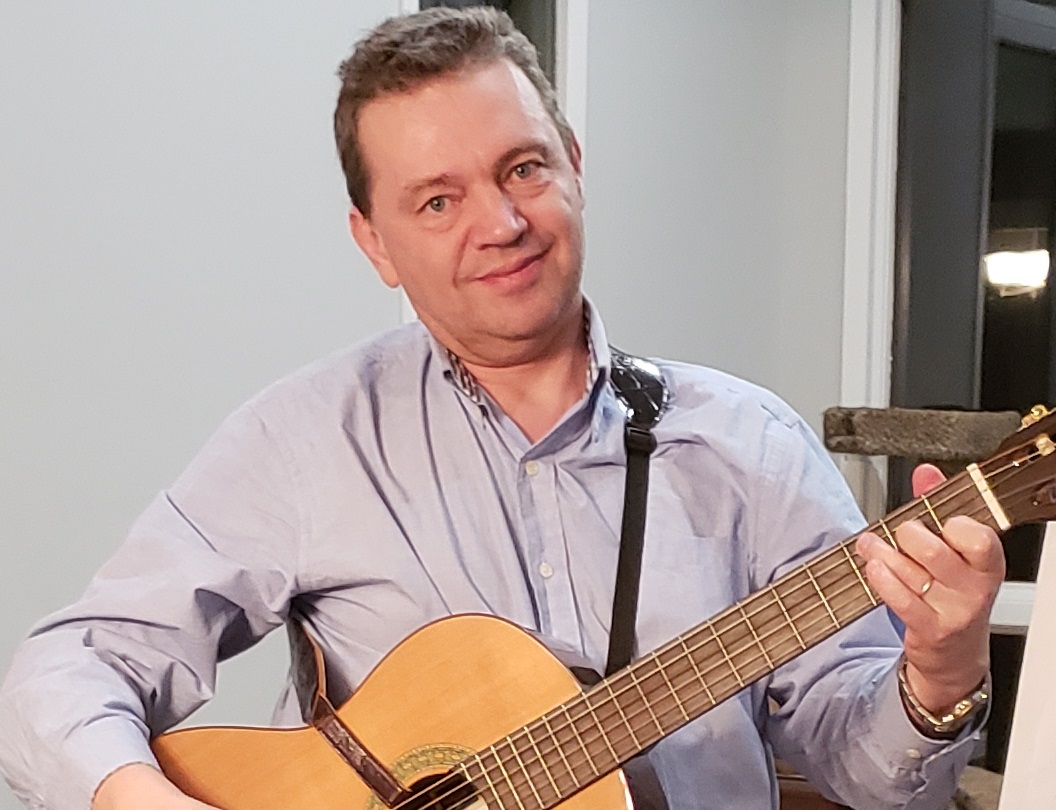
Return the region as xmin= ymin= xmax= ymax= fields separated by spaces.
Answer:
xmin=334 ymin=6 xmax=573 ymax=216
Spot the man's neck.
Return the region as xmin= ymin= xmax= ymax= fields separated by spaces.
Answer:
xmin=462 ymin=341 xmax=591 ymax=443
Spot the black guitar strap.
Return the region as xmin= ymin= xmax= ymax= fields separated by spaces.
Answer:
xmin=605 ymin=348 xmax=670 ymax=810
xmin=605 ymin=347 xmax=669 ymax=676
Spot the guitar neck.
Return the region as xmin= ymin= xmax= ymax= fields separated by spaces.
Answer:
xmin=456 ymin=465 xmax=1006 ymax=810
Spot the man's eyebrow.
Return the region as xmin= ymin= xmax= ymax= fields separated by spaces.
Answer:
xmin=401 ymin=173 xmax=456 ymax=202
xmin=495 ymin=141 xmax=552 ymax=171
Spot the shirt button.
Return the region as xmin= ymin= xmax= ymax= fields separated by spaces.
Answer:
xmin=539 ymin=562 xmax=554 ymax=578
xmin=906 ymin=748 xmax=922 ymax=760
xmin=524 ymin=461 xmax=541 ymax=476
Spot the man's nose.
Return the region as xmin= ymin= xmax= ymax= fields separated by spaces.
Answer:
xmin=473 ymin=186 xmax=527 ymax=247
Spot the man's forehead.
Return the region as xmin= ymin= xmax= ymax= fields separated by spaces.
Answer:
xmin=359 ymin=58 xmax=549 ymax=131
xmin=356 ymin=60 xmax=558 ymax=182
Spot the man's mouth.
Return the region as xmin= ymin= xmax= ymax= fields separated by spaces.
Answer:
xmin=478 ymin=248 xmax=550 ymax=284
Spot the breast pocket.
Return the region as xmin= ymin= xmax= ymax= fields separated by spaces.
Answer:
xmin=636 ymin=531 xmax=743 ymax=657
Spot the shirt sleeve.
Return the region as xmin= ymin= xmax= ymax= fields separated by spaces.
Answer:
xmin=0 ymin=403 xmax=303 ymax=809
xmin=751 ymin=407 xmax=978 ymax=810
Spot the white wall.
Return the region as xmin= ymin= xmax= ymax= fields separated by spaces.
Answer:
xmin=0 ymin=2 xmax=855 ymax=807
xmin=0 ymin=4 xmax=402 ymax=808
xmin=582 ymin=1 xmax=851 ymax=436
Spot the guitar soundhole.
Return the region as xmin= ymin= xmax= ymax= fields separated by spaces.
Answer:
xmin=403 ymin=772 xmax=481 ymax=810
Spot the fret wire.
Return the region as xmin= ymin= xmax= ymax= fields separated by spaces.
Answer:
xmin=651 ymin=649 xmax=691 ymax=721
xmin=772 ymin=586 xmax=807 ymax=650
xmin=921 ymin=493 xmax=943 ymax=533
xmin=882 ymin=470 xmax=980 ymax=531
xmin=736 ymin=602 xmax=774 ymax=668
xmin=521 ymin=727 xmax=561 ymax=804
xmin=877 ymin=517 xmax=898 ymax=549
xmin=492 ymin=742 xmax=529 ymax=810
xmin=462 ymin=758 xmax=505 ymax=810
xmin=707 ymin=622 xmax=744 ymax=687
xmin=539 ymin=714 xmax=579 ymax=792
xmin=581 ymin=693 xmax=621 ymax=764
xmin=840 ymin=544 xmax=877 ymax=607
xmin=505 ymin=734 xmax=544 ymax=809
xmin=678 ymin=636 xmax=716 ymax=703
xmin=559 ymin=704 xmax=601 ymax=777
xmin=803 ymin=565 xmax=839 ymax=628
xmin=624 ymin=666 xmax=666 ymax=736
xmin=601 ymin=680 xmax=642 ymax=751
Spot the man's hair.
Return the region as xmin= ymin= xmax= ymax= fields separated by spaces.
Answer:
xmin=334 ymin=6 xmax=573 ymax=216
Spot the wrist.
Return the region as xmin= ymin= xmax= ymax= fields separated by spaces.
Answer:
xmin=898 ymin=656 xmax=990 ymax=739
xmin=903 ymin=657 xmax=987 ymax=714
xmin=92 ymin=763 xmax=186 ymax=810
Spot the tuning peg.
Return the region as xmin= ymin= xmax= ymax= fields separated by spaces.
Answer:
xmin=1021 ymin=405 xmax=1052 ymax=429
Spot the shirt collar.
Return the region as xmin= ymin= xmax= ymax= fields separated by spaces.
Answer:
xmin=435 ymin=297 xmax=611 ymax=405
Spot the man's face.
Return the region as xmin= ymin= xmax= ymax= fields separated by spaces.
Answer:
xmin=349 ymin=58 xmax=585 ymax=366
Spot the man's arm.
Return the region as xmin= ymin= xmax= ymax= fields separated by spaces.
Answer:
xmin=93 ymin=764 xmax=217 ymax=810
xmin=0 ymin=403 xmax=302 ymax=808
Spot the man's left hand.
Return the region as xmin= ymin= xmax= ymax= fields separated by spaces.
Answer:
xmin=855 ymin=463 xmax=1006 ymax=714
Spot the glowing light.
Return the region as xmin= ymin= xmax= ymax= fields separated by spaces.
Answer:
xmin=984 ymin=249 xmax=1050 ymax=292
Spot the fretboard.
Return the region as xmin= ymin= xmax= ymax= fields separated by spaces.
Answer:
xmin=455 ymin=463 xmax=1007 ymax=810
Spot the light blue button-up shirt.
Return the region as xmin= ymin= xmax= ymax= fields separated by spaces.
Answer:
xmin=0 ymin=309 xmax=975 ymax=809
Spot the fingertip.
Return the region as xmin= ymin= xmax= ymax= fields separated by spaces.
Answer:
xmin=912 ymin=463 xmax=946 ymax=497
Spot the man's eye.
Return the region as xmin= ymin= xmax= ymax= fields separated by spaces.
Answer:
xmin=426 ymin=196 xmax=447 ymax=212
xmin=512 ymin=161 xmax=541 ymax=179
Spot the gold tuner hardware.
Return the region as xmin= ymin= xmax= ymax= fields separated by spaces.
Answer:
xmin=1036 ymin=435 xmax=1056 ymax=457
xmin=1022 ymin=405 xmax=1052 ymax=428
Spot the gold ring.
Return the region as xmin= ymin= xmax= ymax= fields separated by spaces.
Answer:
xmin=920 ymin=578 xmax=933 ymax=596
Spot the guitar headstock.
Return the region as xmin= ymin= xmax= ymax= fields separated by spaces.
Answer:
xmin=986 ymin=405 xmax=1056 ymax=528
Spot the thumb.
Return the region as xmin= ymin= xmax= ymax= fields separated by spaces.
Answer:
xmin=911 ymin=463 xmax=946 ymax=498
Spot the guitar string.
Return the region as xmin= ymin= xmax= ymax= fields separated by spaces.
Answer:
xmin=403 ymin=498 xmax=997 ymax=810
xmin=387 ymin=504 xmax=979 ymax=810
xmin=387 ymin=453 xmax=1033 ymax=810
xmin=388 ymin=462 xmax=1019 ymax=810
xmin=400 ymin=496 xmax=1002 ymax=810
xmin=455 ymin=460 xmax=1016 ymax=803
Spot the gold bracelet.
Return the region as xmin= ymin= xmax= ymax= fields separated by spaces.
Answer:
xmin=896 ymin=656 xmax=990 ymax=739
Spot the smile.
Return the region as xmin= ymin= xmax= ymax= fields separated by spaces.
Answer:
xmin=477 ymin=248 xmax=550 ymax=285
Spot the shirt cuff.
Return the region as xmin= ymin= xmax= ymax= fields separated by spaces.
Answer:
xmin=862 ymin=664 xmax=980 ymax=799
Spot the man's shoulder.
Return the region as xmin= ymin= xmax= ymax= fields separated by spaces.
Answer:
xmin=652 ymin=357 xmax=803 ymax=432
xmin=246 ymin=322 xmax=433 ymax=417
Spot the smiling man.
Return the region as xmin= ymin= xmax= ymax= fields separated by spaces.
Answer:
xmin=0 ymin=7 xmax=1003 ymax=810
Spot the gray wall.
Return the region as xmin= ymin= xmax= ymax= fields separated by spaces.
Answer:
xmin=583 ymin=1 xmax=850 ymax=433
xmin=0 ymin=2 xmax=851 ymax=807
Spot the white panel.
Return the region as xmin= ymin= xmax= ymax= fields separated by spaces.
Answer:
xmin=0 ymin=4 xmax=401 ymax=807
xmin=1000 ymin=523 xmax=1056 ymax=808
xmin=835 ymin=0 xmax=900 ymax=519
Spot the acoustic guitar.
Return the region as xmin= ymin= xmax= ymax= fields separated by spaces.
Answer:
xmin=152 ymin=406 xmax=1056 ymax=810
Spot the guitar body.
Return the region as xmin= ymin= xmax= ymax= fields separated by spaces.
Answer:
xmin=153 ymin=615 xmax=632 ymax=809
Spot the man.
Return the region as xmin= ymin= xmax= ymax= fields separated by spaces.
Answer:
xmin=0 ymin=7 xmax=1004 ymax=810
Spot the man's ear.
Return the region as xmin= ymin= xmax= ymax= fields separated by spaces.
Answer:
xmin=349 ymin=207 xmax=400 ymax=288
